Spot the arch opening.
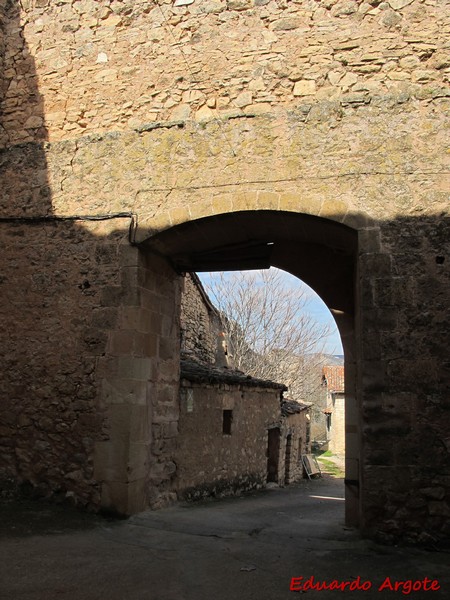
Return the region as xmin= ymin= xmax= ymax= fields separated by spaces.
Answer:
xmin=139 ymin=209 xmax=360 ymax=527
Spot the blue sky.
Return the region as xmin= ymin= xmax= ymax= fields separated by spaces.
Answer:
xmin=197 ymin=268 xmax=343 ymax=356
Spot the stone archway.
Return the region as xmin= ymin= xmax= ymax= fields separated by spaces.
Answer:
xmin=147 ymin=210 xmax=360 ymax=526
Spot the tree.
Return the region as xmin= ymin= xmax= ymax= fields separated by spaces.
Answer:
xmin=200 ymin=268 xmax=335 ymax=402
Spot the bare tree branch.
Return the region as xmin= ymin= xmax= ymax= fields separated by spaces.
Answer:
xmin=202 ymin=268 xmax=335 ymax=401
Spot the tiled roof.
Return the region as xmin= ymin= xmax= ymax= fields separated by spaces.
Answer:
xmin=281 ymin=399 xmax=311 ymax=417
xmin=180 ymin=358 xmax=287 ymax=391
xmin=322 ymin=365 xmax=345 ymax=393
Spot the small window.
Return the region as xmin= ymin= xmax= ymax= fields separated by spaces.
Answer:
xmin=186 ymin=389 xmax=194 ymax=413
xmin=222 ymin=410 xmax=233 ymax=435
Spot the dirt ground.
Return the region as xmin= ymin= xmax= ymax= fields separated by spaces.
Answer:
xmin=1 ymin=475 xmax=449 ymax=600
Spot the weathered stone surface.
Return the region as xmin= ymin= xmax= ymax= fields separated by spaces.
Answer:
xmin=293 ymin=80 xmax=316 ymax=96
xmin=1 ymin=0 xmax=447 ymax=146
xmin=175 ymin=364 xmax=306 ymax=500
xmin=0 ymin=0 xmax=449 ymax=547
xmin=388 ymin=0 xmax=413 ymax=9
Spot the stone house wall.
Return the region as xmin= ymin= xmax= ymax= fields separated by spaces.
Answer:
xmin=174 ymin=362 xmax=309 ymax=500
xmin=323 ymin=365 xmax=345 ymax=454
xmin=180 ymin=273 xmax=220 ymax=364
xmin=327 ymin=392 xmax=345 ymax=455
xmin=175 ymin=366 xmax=283 ymax=500
xmin=280 ymin=406 xmax=311 ymax=485
xmin=309 ymin=387 xmax=329 ymax=448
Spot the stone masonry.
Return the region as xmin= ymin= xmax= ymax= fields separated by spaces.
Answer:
xmin=176 ymin=358 xmax=285 ymax=500
xmin=0 ymin=1 xmax=449 ymax=545
xmin=180 ymin=273 xmax=220 ymax=365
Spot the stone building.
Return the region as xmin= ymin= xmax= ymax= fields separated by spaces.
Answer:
xmin=0 ymin=0 xmax=449 ymax=545
xmin=280 ymin=398 xmax=311 ymax=485
xmin=180 ymin=272 xmax=232 ymax=367
xmin=176 ymin=358 xmax=285 ymax=501
xmin=175 ymin=361 xmax=310 ymax=501
xmin=176 ymin=275 xmax=310 ymax=500
xmin=322 ymin=365 xmax=345 ymax=455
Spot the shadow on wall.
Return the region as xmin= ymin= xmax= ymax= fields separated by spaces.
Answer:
xmin=0 ymin=0 xmax=49 ymax=215
xmin=0 ymin=0 xmax=135 ymax=508
xmin=0 ymin=0 xmax=449 ymax=544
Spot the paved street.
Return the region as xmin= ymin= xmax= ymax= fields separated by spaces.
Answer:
xmin=1 ymin=476 xmax=449 ymax=600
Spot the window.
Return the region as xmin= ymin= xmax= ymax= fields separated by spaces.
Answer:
xmin=186 ymin=388 xmax=194 ymax=413
xmin=222 ymin=409 xmax=233 ymax=435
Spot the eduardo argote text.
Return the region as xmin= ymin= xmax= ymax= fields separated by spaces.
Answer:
xmin=290 ymin=575 xmax=441 ymax=594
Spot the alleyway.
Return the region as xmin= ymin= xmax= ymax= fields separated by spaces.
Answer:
xmin=1 ymin=476 xmax=448 ymax=600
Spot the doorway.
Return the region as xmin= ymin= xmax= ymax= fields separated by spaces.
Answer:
xmin=284 ymin=433 xmax=292 ymax=484
xmin=267 ymin=427 xmax=281 ymax=484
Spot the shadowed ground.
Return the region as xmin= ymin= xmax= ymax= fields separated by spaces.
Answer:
xmin=0 ymin=476 xmax=449 ymax=600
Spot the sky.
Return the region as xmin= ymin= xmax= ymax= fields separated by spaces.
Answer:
xmin=197 ymin=267 xmax=343 ymax=356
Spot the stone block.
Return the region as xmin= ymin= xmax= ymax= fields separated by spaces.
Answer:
xmin=126 ymin=478 xmax=148 ymax=514
xmin=293 ymin=80 xmax=316 ymax=97
xmin=99 ymin=479 xmax=147 ymax=516
xmin=257 ymin=191 xmax=279 ymax=210
xmin=320 ymin=199 xmax=348 ymax=219
xmin=117 ymin=356 xmax=152 ymax=380
xmin=127 ymin=442 xmax=149 ymax=481
xmin=231 ymin=192 xmax=258 ymax=212
xmin=359 ymin=253 xmax=392 ymax=278
xmin=129 ymin=405 xmax=150 ymax=443
xmin=102 ymin=378 xmax=148 ymax=406
xmin=109 ymin=331 xmax=135 ymax=356
xmin=94 ymin=440 xmax=128 ymax=481
xmin=361 ymin=360 xmax=388 ymax=392
xmin=279 ymin=192 xmax=321 ymax=215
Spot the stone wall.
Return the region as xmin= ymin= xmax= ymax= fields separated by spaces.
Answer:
xmin=176 ymin=375 xmax=282 ymax=500
xmin=95 ymin=250 xmax=182 ymax=513
xmin=0 ymin=218 xmax=127 ymax=507
xmin=0 ymin=221 xmax=182 ymax=512
xmin=0 ymin=0 xmax=448 ymax=544
xmin=327 ymin=393 xmax=345 ymax=454
xmin=180 ymin=273 xmax=218 ymax=364
xmin=2 ymin=0 xmax=448 ymax=146
xmin=359 ymin=218 xmax=450 ymax=544
xmin=280 ymin=405 xmax=310 ymax=484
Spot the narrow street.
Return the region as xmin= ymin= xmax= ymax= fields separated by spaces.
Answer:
xmin=1 ymin=476 xmax=448 ymax=600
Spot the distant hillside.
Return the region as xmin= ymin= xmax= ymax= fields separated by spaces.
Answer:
xmin=308 ymin=353 xmax=344 ymax=366
xmin=327 ymin=354 xmax=344 ymax=365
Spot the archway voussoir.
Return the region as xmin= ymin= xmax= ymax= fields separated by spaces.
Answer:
xmin=256 ymin=191 xmax=280 ymax=210
xmin=279 ymin=192 xmax=321 ymax=216
xmin=169 ymin=206 xmax=191 ymax=227
xmin=319 ymin=199 xmax=349 ymax=223
xmin=231 ymin=191 xmax=258 ymax=212
xmin=212 ymin=194 xmax=233 ymax=215
xmin=136 ymin=213 xmax=173 ymax=242
xmin=343 ymin=211 xmax=375 ymax=230
xmin=189 ymin=200 xmax=215 ymax=221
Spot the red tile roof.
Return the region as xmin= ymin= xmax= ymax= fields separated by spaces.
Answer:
xmin=322 ymin=365 xmax=345 ymax=393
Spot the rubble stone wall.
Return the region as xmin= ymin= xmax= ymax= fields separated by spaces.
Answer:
xmin=280 ymin=412 xmax=309 ymax=484
xmin=1 ymin=0 xmax=448 ymax=146
xmin=175 ymin=379 xmax=281 ymax=500
xmin=180 ymin=274 xmax=218 ymax=364
xmin=0 ymin=218 xmax=128 ymax=508
xmin=0 ymin=0 xmax=448 ymax=543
